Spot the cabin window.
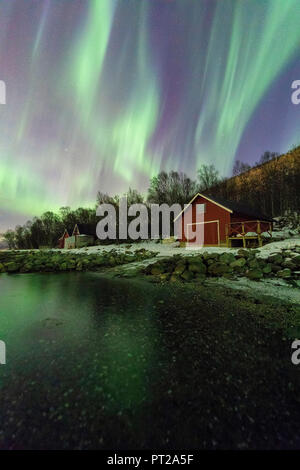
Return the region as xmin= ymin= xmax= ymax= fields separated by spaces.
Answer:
xmin=196 ymin=203 xmax=206 ymax=214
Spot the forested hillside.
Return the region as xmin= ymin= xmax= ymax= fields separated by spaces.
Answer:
xmin=206 ymin=147 xmax=300 ymax=217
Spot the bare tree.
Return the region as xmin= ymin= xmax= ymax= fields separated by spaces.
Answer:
xmin=256 ymin=151 xmax=279 ymax=166
xmin=232 ymin=160 xmax=251 ymax=176
xmin=197 ymin=164 xmax=220 ymax=191
xmin=147 ymin=171 xmax=196 ymax=206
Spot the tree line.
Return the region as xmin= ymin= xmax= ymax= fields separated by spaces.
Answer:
xmin=3 ymin=147 xmax=300 ymax=249
xmin=208 ymin=148 xmax=300 ymax=217
xmin=3 ymin=167 xmax=217 ymax=249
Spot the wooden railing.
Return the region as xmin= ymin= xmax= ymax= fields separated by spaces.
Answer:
xmin=225 ymin=220 xmax=272 ymax=247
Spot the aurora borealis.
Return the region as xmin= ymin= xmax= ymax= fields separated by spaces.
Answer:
xmin=1 ymin=0 xmax=300 ymax=230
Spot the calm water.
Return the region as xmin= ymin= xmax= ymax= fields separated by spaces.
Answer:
xmin=0 ymin=272 xmax=299 ymax=449
xmin=0 ymin=272 xmax=170 ymax=449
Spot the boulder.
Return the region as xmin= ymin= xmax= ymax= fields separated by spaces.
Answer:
xmin=20 ymin=264 xmax=33 ymax=273
xmin=268 ymin=253 xmax=283 ymax=265
xmin=151 ymin=265 xmax=165 ymax=276
xmin=248 ymin=259 xmax=260 ymax=269
xmin=181 ymin=270 xmax=194 ymax=281
xmin=258 ymin=258 xmax=268 ymax=268
xmin=188 ymin=261 xmax=207 ymax=274
xmin=219 ymin=253 xmax=235 ymax=265
xmin=246 ymin=269 xmax=263 ymax=280
xmin=230 ymin=257 xmax=246 ymax=269
xmin=174 ymin=263 xmax=186 ymax=275
xmin=82 ymin=258 xmax=91 ymax=268
xmin=208 ymin=262 xmax=230 ymax=276
xmin=33 ymin=260 xmax=44 ymax=270
xmin=271 ymin=264 xmax=282 ymax=273
xmin=291 ymin=254 xmax=300 ymax=266
xmin=5 ymin=262 xmax=19 ymax=273
xmin=252 ymin=249 xmax=260 ymax=255
xmin=66 ymin=260 xmax=76 ymax=270
xmin=76 ymin=262 xmax=83 ymax=271
xmin=237 ymin=249 xmax=250 ymax=258
xmin=59 ymin=262 xmax=67 ymax=271
xmin=192 ymin=255 xmax=205 ymax=263
xmin=203 ymin=252 xmax=219 ymax=261
xmin=93 ymin=257 xmax=104 ymax=267
xmin=282 ymin=258 xmax=296 ymax=270
xmin=160 ymin=273 xmax=170 ymax=282
xmin=262 ymin=264 xmax=272 ymax=274
xmin=277 ymin=268 xmax=291 ymax=279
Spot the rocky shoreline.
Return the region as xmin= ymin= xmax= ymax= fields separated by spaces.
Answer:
xmin=0 ymin=248 xmax=157 ymax=274
xmin=142 ymin=247 xmax=300 ymax=283
xmin=2 ymin=245 xmax=300 ymax=289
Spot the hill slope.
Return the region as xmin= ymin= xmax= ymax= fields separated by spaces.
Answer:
xmin=207 ymin=147 xmax=300 ymax=217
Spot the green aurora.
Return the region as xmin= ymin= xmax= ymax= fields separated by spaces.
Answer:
xmin=0 ymin=0 xmax=300 ymax=228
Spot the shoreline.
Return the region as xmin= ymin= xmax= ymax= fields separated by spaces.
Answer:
xmin=1 ymin=239 xmax=300 ymax=307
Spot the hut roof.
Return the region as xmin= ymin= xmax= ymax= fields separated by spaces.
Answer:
xmin=73 ymin=223 xmax=96 ymax=236
xmin=58 ymin=228 xmax=70 ymax=240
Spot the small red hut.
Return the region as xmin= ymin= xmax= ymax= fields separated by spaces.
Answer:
xmin=63 ymin=223 xmax=96 ymax=249
xmin=58 ymin=229 xmax=70 ymax=249
xmin=174 ymin=193 xmax=273 ymax=248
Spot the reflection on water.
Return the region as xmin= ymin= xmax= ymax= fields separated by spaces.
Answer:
xmin=0 ymin=273 xmax=165 ymax=413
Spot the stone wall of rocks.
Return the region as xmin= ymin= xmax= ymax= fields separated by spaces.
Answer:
xmin=143 ymin=248 xmax=300 ymax=283
xmin=0 ymin=248 xmax=156 ymax=274
xmin=272 ymin=213 xmax=300 ymax=240
xmin=273 ymin=212 xmax=300 ymax=231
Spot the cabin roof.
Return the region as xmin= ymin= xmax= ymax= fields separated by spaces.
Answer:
xmin=58 ymin=228 xmax=70 ymax=240
xmin=174 ymin=193 xmax=273 ymax=222
xmin=73 ymin=223 xmax=96 ymax=236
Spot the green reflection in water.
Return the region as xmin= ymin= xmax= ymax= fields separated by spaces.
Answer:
xmin=0 ymin=273 xmax=164 ymax=412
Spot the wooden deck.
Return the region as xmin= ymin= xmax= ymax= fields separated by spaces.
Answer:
xmin=226 ymin=220 xmax=272 ymax=248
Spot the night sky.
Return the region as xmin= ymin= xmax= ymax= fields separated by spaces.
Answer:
xmin=1 ymin=0 xmax=300 ymax=231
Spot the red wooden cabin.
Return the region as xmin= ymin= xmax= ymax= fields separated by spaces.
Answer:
xmin=174 ymin=193 xmax=273 ymax=247
xmin=58 ymin=229 xmax=70 ymax=249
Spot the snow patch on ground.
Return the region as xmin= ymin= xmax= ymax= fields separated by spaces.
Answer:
xmin=63 ymin=237 xmax=300 ymax=258
xmin=63 ymin=240 xmax=238 ymax=258
xmin=258 ymin=238 xmax=300 ymax=251
xmin=206 ymin=276 xmax=300 ymax=305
